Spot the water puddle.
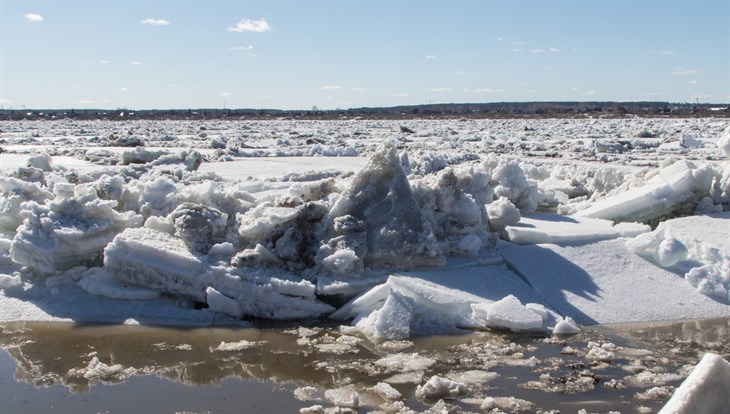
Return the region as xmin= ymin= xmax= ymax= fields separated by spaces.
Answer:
xmin=1 ymin=318 xmax=728 ymax=413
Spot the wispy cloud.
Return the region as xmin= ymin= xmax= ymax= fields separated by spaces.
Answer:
xmin=513 ymin=48 xmax=523 ymax=53
xmin=24 ymin=13 xmax=44 ymax=22
xmin=530 ymin=48 xmax=545 ymax=54
xmin=228 ymin=45 xmax=254 ymax=51
xmin=652 ymin=50 xmax=675 ymax=55
xmin=465 ymin=88 xmax=505 ymax=93
xmin=141 ymin=18 xmax=170 ymax=26
xmin=394 ymin=92 xmax=410 ymax=97
xmin=228 ymin=18 xmax=272 ymax=33
xmin=99 ymin=60 xmax=110 ymax=64
xmin=515 ymin=40 xmax=526 ymax=45
xmin=322 ymin=85 xmax=343 ymax=90
xmin=670 ymin=68 xmax=699 ymax=76
xmin=351 ymin=87 xmax=368 ymax=92
xmin=549 ymin=48 xmax=560 ymax=53
xmin=585 ymin=90 xmax=597 ymax=96
xmin=425 ymin=54 xmax=437 ymax=59
xmin=130 ymin=61 xmax=143 ymax=65
xmin=119 ymin=87 xmax=128 ymax=92
xmin=688 ymin=79 xmax=698 ymax=85
xmin=496 ymin=37 xmax=504 ymax=42
xmin=427 ymin=87 xmax=451 ymax=92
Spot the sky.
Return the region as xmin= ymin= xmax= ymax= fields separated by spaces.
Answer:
xmin=1 ymin=0 xmax=729 ymax=110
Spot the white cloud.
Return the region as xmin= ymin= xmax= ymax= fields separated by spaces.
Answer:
xmin=515 ymin=40 xmax=526 ymax=45
xmin=140 ymin=18 xmax=170 ymax=26
xmin=394 ymin=92 xmax=410 ymax=97
xmin=496 ymin=37 xmax=504 ymax=42
xmin=351 ymin=87 xmax=368 ymax=92
xmin=228 ymin=18 xmax=272 ymax=33
xmin=540 ymin=67 xmax=551 ymax=71
xmin=671 ymin=69 xmax=699 ymax=76
xmin=24 ymin=13 xmax=43 ymax=22
xmin=427 ymin=87 xmax=451 ymax=92
xmin=425 ymin=54 xmax=437 ymax=59
xmin=221 ymin=92 xmax=233 ymax=96
xmin=513 ymin=48 xmax=523 ymax=53
xmin=570 ymin=86 xmax=581 ymax=91
xmin=99 ymin=60 xmax=110 ymax=64
xmin=228 ymin=45 xmax=254 ymax=51
xmin=130 ymin=61 xmax=143 ymax=65
xmin=530 ymin=48 xmax=545 ymax=54
xmin=549 ymin=48 xmax=560 ymax=53
xmin=322 ymin=85 xmax=343 ymax=90
xmin=119 ymin=87 xmax=128 ymax=92
xmin=688 ymin=79 xmax=698 ymax=85
xmin=465 ymin=88 xmax=505 ymax=93
xmin=455 ymin=71 xmax=468 ymax=75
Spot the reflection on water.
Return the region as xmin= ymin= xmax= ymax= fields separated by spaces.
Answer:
xmin=1 ymin=318 xmax=729 ymax=413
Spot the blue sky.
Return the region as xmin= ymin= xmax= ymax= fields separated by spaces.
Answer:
xmin=1 ymin=0 xmax=728 ymax=110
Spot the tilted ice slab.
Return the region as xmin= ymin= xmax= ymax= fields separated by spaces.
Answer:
xmin=104 ymin=227 xmax=334 ymax=320
xmin=627 ymin=212 xmax=730 ymax=302
xmin=574 ymin=159 xmax=695 ymax=223
xmin=659 ymin=353 xmax=730 ymax=414
xmin=504 ymin=212 xmax=649 ymax=245
xmin=500 ymin=239 xmax=730 ymax=325
xmin=331 ymin=255 xmax=561 ymax=340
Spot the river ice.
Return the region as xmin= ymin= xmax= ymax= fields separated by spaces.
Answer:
xmin=1 ymin=117 xmax=729 ymax=412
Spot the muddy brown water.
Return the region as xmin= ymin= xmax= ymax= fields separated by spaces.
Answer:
xmin=1 ymin=318 xmax=728 ymax=413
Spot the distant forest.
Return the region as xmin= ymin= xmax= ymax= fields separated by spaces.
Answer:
xmin=1 ymin=101 xmax=728 ymax=121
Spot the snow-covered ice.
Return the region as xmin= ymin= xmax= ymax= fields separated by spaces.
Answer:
xmin=1 ymin=117 xmax=729 ymax=342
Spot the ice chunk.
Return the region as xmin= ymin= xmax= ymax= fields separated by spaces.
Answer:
xmin=501 ymin=239 xmax=730 ymax=325
xmin=552 ymin=317 xmax=581 ymax=334
xmin=104 ymin=227 xmax=334 ymax=319
xmin=486 ymin=196 xmax=521 ymax=232
xmin=0 ymin=273 xmax=22 ymax=290
xmin=716 ymin=125 xmax=730 ymax=158
xmin=0 ymin=177 xmax=54 ymax=231
xmin=659 ymin=353 xmax=730 ymax=414
xmin=206 ymin=287 xmax=242 ymax=318
xmin=78 ymin=267 xmax=161 ymax=300
xmin=415 ymin=375 xmax=467 ymax=400
xmin=323 ymin=142 xmax=443 ymax=268
xmin=574 ymin=160 xmax=696 ymax=223
xmin=504 ymin=213 xmax=649 ymax=245
xmin=372 ymin=382 xmax=402 ymax=400
xmin=324 ymin=387 xmax=359 ymax=408
xmin=10 ymin=185 xmax=143 ymax=274
xmin=627 ymin=212 xmax=730 ymax=302
xmin=354 ymin=288 xmax=414 ymax=340
xmin=471 ymin=295 xmax=544 ymax=331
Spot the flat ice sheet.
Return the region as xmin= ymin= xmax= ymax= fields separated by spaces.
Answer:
xmin=504 ymin=213 xmax=649 ymax=245
xmin=199 ymin=156 xmax=368 ymax=181
xmin=500 ymin=239 xmax=730 ymax=325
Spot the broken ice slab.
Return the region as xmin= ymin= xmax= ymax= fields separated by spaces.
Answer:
xmin=332 ymin=261 xmax=560 ymax=339
xmin=574 ymin=159 xmax=695 ymax=223
xmin=104 ymin=227 xmax=334 ymax=320
xmin=504 ymin=212 xmax=649 ymax=245
xmin=10 ymin=185 xmax=143 ymax=274
xmin=500 ymin=239 xmax=730 ymax=326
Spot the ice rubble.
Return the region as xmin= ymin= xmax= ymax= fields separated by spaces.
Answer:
xmin=0 ymin=119 xmax=729 ymax=343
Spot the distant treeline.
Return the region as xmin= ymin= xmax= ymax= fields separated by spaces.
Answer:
xmin=1 ymin=101 xmax=728 ymax=121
